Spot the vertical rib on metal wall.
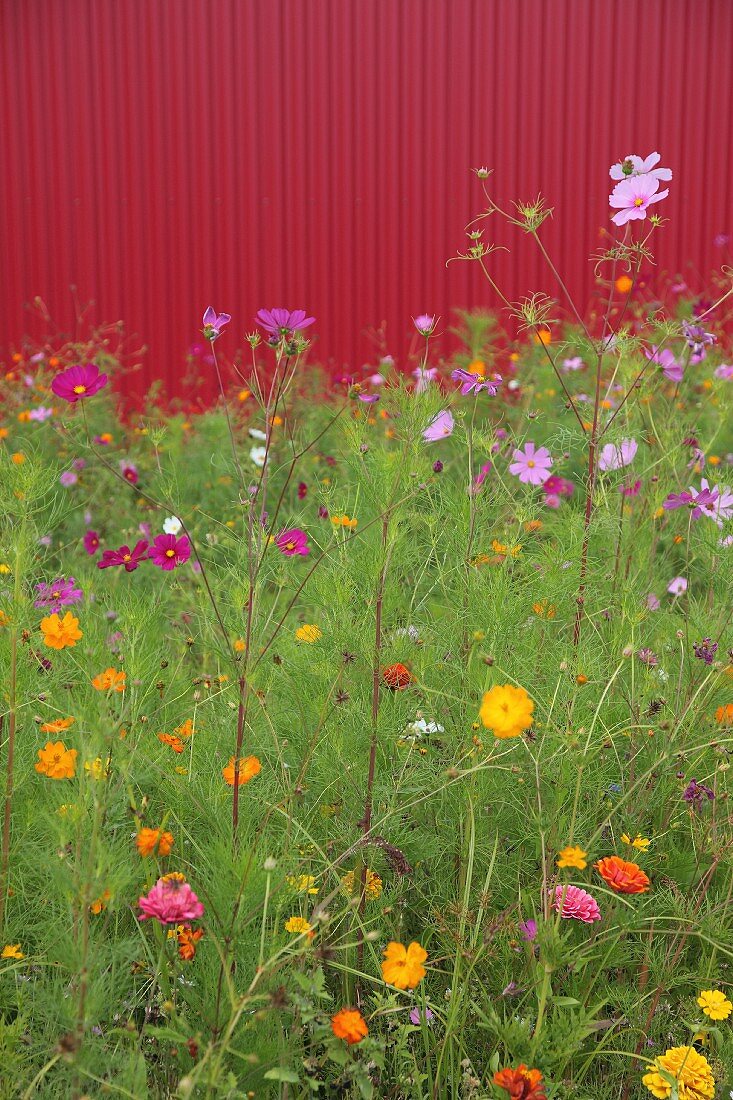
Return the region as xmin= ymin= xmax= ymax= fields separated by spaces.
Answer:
xmin=1 ymin=0 xmax=732 ymax=397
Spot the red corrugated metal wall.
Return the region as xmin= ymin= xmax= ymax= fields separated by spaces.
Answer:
xmin=1 ymin=0 xmax=732 ymax=397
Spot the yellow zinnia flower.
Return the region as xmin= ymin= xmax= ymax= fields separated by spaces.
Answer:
xmin=479 ymin=684 xmax=534 ymax=739
xmin=642 ymin=1045 xmax=715 ymax=1099
xmin=697 ymin=988 xmax=732 ymax=1020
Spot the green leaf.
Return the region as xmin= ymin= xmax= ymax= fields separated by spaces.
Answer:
xmin=263 ymin=1067 xmax=301 ymax=1084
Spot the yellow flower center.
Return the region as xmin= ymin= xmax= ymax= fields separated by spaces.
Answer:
xmin=165 ymin=549 xmax=175 ymax=557
xmin=527 ymin=459 xmax=535 ymax=467
xmin=73 ymin=384 xmax=87 ymax=394
xmin=123 ymin=554 xmax=131 ymax=562
xmin=285 ymin=541 xmax=295 ymax=551
xmin=633 ymin=197 xmax=644 ymax=207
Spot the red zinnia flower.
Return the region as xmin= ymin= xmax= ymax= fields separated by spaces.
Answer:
xmin=97 ymin=540 xmax=149 ymax=572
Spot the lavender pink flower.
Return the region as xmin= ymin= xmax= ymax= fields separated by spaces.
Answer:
xmin=598 ymin=438 xmax=637 ymax=472
xmin=413 ymin=314 xmax=436 ymax=336
xmin=138 ymin=877 xmax=204 ymax=924
xmin=34 ymin=577 xmax=83 ymax=613
xmin=609 ymin=152 xmax=672 ymax=182
xmin=450 ymin=368 xmax=502 ymax=396
xmin=645 ymin=345 xmax=683 ymax=382
xmin=255 ymin=308 xmax=315 ymax=341
xmin=509 ymin=442 xmax=553 ymax=485
xmin=51 ymin=363 xmax=108 ymax=404
xmin=275 ymin=528 xmax=310 ymax=556
xmin=98 ymin=540 xmax=150 ymax=572
xmin=422 ymin=410 xmax=454 ymax=442
xmin=609 ymin=174 xmax=669 ymax=226
xmin=201 ymin=307 xmax=231 ymax=340
xmin=148 ymin=534 xmax=191 ymax=571
xmin=667 ymin=576 xmax=688 ymax=596
xmin=552 ymin=884 xmax=601 ymax=924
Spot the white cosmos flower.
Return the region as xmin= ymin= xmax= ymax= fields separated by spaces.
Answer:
xmin=249 ymin=428 xmax=267 ymax=441
xmin=250 ymin=445 xmax=267 ymax=467
xmin=163 ymin=516 xmax=182 ymax=535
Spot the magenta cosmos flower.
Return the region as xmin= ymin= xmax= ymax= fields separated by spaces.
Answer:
xmin=201 ymin=307 xmax=231 ymax=341
xmin=645 ymin=345 xmax=683 ymax=382
xmin=34 ymin=577 xmax=83 ymax=613
xmin=138 ymin=876 xmax=204 ymax=924
xmin=98 ymin=540 xmax=150 ymax=572
xmin=509 ymin=441 xmax=553 ymax=485
xmin=422 ymin=409 xmax=454 ymax=442
xmin=83 ymin=530 xmax=101 ymax=555
xmin=450 ymin=368 xmax=502 ymax=396
xmin=275 ymin=528 xmax=310 ymax=556
xmin=255 ymin=308 xmax=315 ymax=341
xmin=51 ymin=363 xmax=108 ymax=404
xmin=552 ymin=884 xmax=601 ymax=924
xmin=609 ymin=151 xmax=672 ymax=182
xmin=148 ymin=533 xmax=191 ymax=571
xmin=598 ymin=438 xmax=637 ymax=472
xmin=609 ymin=174 xmax=669 ymax=226
xmin=120 ymin=461 xmax=139 ymax=485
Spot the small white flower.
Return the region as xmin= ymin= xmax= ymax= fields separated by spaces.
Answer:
xmin=163 ymin=516 xmax=182 ymax=535
xmin=249 ymin=428 xmax=267 ymax=441
xmin=250 ymin=445 xmax=267 ymax=467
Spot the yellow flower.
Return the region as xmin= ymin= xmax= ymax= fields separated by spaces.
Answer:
xmin=295 ymin=624 xmax=322 ymax=643
xmin=479 ymin=684 xmax=534 ymax=739
xmin=642 ymin=1045 xmax=714 ymax=1099
xmin=234 ymin=638 xmax=246 ymax=652
xmin=381 ymin=941 xmax=427 ymax=990
xmin=556 ymin=845 xmax=587 ymax=870
xmin=40 ymin=611 xmax=82 ymax=650
xmin=1 ymin=944 xmax=24 ymax=959
xmin=84 ymin=756 xmax=110 ymax=781
xmin=341 ymin=868 xmax=383 ymax=901
xmin=286 ymin=875 xmax=319 ymax=895
xmin=0 ymin=564 xmax=11 ymax=574
xmin=697 ymin=988 xmax=732 ymax=1020
xmin=284 ymin=916 xmax=313 ymax=937
xmin=621 ymin=833 xmax=651 ymax=851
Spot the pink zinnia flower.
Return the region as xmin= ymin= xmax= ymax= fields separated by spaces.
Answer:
xmin=275 ymin=528 xmax=310 ymax=556
xmin=645 ymin=345 xmax=683 ymax=382
xmin=598 ymin=438 xmax=638 ymax=472
xmin=509 ymin=442 xmax=553 ymax=485
xmin=609 ymin=174 xmax=669 ymax=226
xmin=422 ymin=409 xmax=454 ymax=442
xmin=552 ymin=884 xmax=601 ymax=924
xmin=255 ymin=308 xmax=315 ymax=341
xmin=98 ymin=540 xmax=150 ymax=572
xmin=51 ymin=363 xmax=108 ymax=404
xmin=148 ymin=534 xmax=191 ymax=571
xmin=609 ymin=151 xmax=672 ymax=182
xmin=201 ymin=307 xmax=231 ymax=340
xmin=138 ymin=876 xmax=204 ymax=924
xmin=83 ymin=530 xmax=101 ymax=555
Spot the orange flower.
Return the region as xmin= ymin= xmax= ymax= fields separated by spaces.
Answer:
xmin=615 ymin=274 xmax=633 ymax=294
xmin=176 ymin=925 xmax=204 ymax=961
xmin=35 ymin=740 xmax=78 ymax=779
xmin=382 ymin=664 xmax=414 ymax=690
xmin=175 ymin=718 xmax=195 ymax=738
xmin=40 ymin=612 xmax=82 ymax=650
xmin=92 ymin=667 xmax=126 ymax=692
xmin=222 ymin=755 xmax=261 ymax=785
xmin=158 ymin=733 xmax=185 ymax=753
xmin=381 ymin=941 xmax=427 ymax=989
xmin=331 ymin=1008 xmax=368 ymax=1044
xmin=595 ymin=855 xmax=650 ymax=894
xmin=90 ymin=889 xmax=111 ymax=915
xmin=40 ymin=716 xmax=75 ymax=734
xmin=136 ymin=828 xmax=174 ymax=858
xmin=493 ymin=1064 xmax=546 ymax=1099
xmin=715 ymin=703 xmax=733 ymax=726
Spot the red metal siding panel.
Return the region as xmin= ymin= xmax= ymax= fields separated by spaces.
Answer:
xmin=1 ymin=0 xmax=732 ymax=398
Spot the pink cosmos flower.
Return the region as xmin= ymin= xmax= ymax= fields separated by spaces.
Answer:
xmin=551 ymin=884 xmax=601 ymax=924
xmin=29 ymin=406 xmax=53 ymax=422
xmin=450 ymin=368 xmax=502 ymax=396
xmin=470 ymin=462 xmax=492 ymax=494
xmin=255 ymin=308 xmax=315 ymax=341
xmin=509 ymin=442 xmax=553 ymax=485
xmin=34 ymin=577 xmax=83 ymax=613
xmin=83 ymin=530 xmax=101 ymax=555
xmin=412 ymin=366 xmax=439 ymax=392
xmin=663 ymin=480 xmax=726 ymax=522
xmin=148 ymin=534 xmax=191 ymax=571
xmin=51 ymin=363 xmax=108 ymax=403
xmin=275 ymin=528 xmax=310 ymax=556
xmin=413 ymin=314 xmax=436 ymax=336
xmin=120 ymin=461 xmax=139 ymax=485
xmin=667 ymin=576 xmax=688 ymax=596
xmin=609 ymin=174 xmax=669 ymax=226
xmin=98 ymin=540 xmax=150 ymax=572
xmin=59 ymin=471 xmax=78 ymax=487
xmin=646 ymin=593 xmax=661 ymax=611
xmin=609 ymin=152 xmax=672 ymax=182
xmin=201 ymin=307 xmax=231 ymax=340
xmin=715 ymin=364 xmax=733 ymax=380
xmin=138 ymin=877 xmax=204 ymax=924
xmin=645 ymin=345 xmax=683 ymax=382
xmin=357 ymin=393 xmax=380 ymax=403
xmin=422 ymin=410 xmax=454 ymax=442
xmin=598 ymin=438 xmax=638 ymax=472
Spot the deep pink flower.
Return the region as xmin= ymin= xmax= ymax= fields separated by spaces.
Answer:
xmin=509 ymin=442 xmax=553 ymax=485
xmin=551 ymin=884 xmax=601 ymax=923
xmin=543 ymin=475 xmax=574 ymax=498
xmin=450 ymin=368 xmax=502 ymax=396
xmin=471 ymin=462 xmax=492 ymax=494
xmin=120 ymin=462 xmax=139 ymax=485
xmin=34 ymin=577 xmax=83 ymax=613
xmin=138 ymin=877 xmax=204 ymax=924
xmin=255 ymin=308 xmax=315 ymax=341
xmin=422 ymin=410 xmax=454 ymax=442
xmin=202 ymin=307 xmax=231 ymax=340
xmin=275 ymin=528 xmax=310 ymax=557
xmin=297 ymin=482 xmax=308 ymax=499
xmin=148 ymin=534 xmax=191 ymax=571
xmin=51 ymin=363 xmax=108 ymax=404
xmin=98 ymin=540 xmax=150 ymax=572
xmin=620 ymin=479 xmax=642 ymax=497
xmin=645 ymin=345 xmax=683 ymax=382
xmin=609 ymin=152 xmax=672 ymax=182
xmin=598 ymin=438 xmax=637 ymax=472
xmin=83 ymin=530 xmax=101 ymax=555
xmin=609 ymin=174 xmax=668 ymax=226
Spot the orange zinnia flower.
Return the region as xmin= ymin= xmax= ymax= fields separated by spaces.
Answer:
xmin=35 ymin=740 xmax=78 ymax=779
xmin=136 ymin=828 xmax=174 ymax=858
xmin=331 ymin=1008 xmax=368 ymax=1044
xmin=222 ymin=755 xmax=261 ymax=785
xmin=40 ymin=716 xmax=75 ymax=734
xmin=380 ymin=941 xmax=427 ymax=989
xmin=595 ymin=855 xmax=650 ymax=894
xmin=92 ymin=667 xmax=126 ymax=692
xmin=40 ymin=612 xmax=82 ymax=650
xmin=493 ymin=1064 xmax=546 ymax=1099
xmin=158 ymin=733 xmax=185 ymax=754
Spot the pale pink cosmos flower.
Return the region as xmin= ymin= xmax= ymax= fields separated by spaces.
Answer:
xmin=413 ymin=314 xmax=437 ymax=336
xmin=412 ymin=366 xmax=439 ymax=393
xmin=667 ymin=576 xmax=688 ymax=596
xmin=551 ymin=884 xmax=601 ymax=924
xmin=422 ymin=409 xmax=454 ymax=442
xmin=714 ymin=364 xmax=733 ymax=380
xmin=645 ymin=345 xmax=683 ymax=382
xmin=609 ymin=174 xmax=669 ymax=226
xmin=609 ymin=152 xmax=672 ymax=182
xmin=509 ymin=441 xmax=553 ymax=486
xmin=138 ymin=877 xmax=204 ymax=924
xmin=598 ymin=438 xmax=637 ymax=472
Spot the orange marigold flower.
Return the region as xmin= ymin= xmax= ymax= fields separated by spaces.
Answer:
xmin=35 ymin=740 xmax=78 ymax=779
xmin=158 ymin=733 xmax=185 ymax=753
xmin=382 ymin=663 xmax=414 ymax=690
xmin=331 ymin=1008 xmax=368 ymax=1044
xmin=493 ymin=1064 xmax=547 ymax=1099
xmin=381 ymin=941 xmax=427 ymax=990
xmin=40 ymin=611 xmax=82 ymax=650
xmin=40 ymin=716 xmax=75 ymax=734
xmin=177 ymin=924 xmax=204 ymax=961
xmin=222 ymin=755 xmax=261 ymax=785
xmin=595 ymin=855 xmax=650 ymax=894
xmin=92 ymin=667 xmax=126 ymax=692
xmin=136 ymin=828 xmax=175 ymax=858
xmin=715 ymin=703 xmax=733 ymax=726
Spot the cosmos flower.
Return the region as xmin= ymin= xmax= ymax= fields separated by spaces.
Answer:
xmin=222 ymin=756 xmax=261 ymax=786
xmin=693 ymin=638 xmax=718 ymax=665
xmin=40 ymin=612 xmax=82 ymax=650
xmin=556 ymin=846 xmax=588 ymax=870
xmin=275 ymin=528 xmax=310 ymax=556
xmin=120 ymin=461 xmax=139 ymax=485
xmin=409 ymin=1006 xmax=434 ymax=1025
xmin=201 ymin=307 xmax=231 ymax=340
xmin=83 ymin=530 xmax=101 ymax=555
xmin=91 ymin=667 xmax=126 ymax=692
xmin=667 ymin=576 xmax=688 ymax=596
xmin=148 ymin=534 xmax=191 ymax=571
xmin=682 ymin=779 xmax=714 ymax=809
xmin=138 ymin=876 xmax=204 ymax=924
xmin=518 ymin=919 xmax=538 ymax=942
xmin=609 ymin=174 xmax=669 ymax=226
xmin=598 ymin=438 xmax=638 ymax=472
xmin=97 ymin=540 xmax=150 ymax=572
xmin=35 ymin=740 xmax=78 ymax=779
xmin=645 ymin=345 xmax=683 ymax=382
xmin=479 ymin=684 xmax=534 ymax=739
xmin=682 ymin=320 xmax=715 ymax=359
xmin=551 ymin=884 xmax=601 ymax=923
xmin=609 ymin=152 xmax=672 ymax=182
xmin=255 ymin=308 xmax=315 ymax=341
xmin=413 ymin=314 xmax=436 ymax=336
xmin=59 ymin=471 xmax=78 ymax=487
xmin=51 ymin=363 xmax=108 ymax=403
xmin=136 ymin=828 xmax=174 ymax=858
xmin=509 ymin=442 xmax=553 ymax=485
xmin=381 ymin=941 xmax=427 ymax=989
xmin=450 ymin=368 xmax=502 ymax=396
xmin=331 ymin=1008 xmax=368 ymax=1044
xmin=34 ymin=577 xmax=82 ymax=613
xmin=28 ymin=406 xmax=53 ymax=422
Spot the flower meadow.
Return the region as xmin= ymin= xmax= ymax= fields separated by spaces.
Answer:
xmin=1 ymin=157 xmax=733 ymax=1098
